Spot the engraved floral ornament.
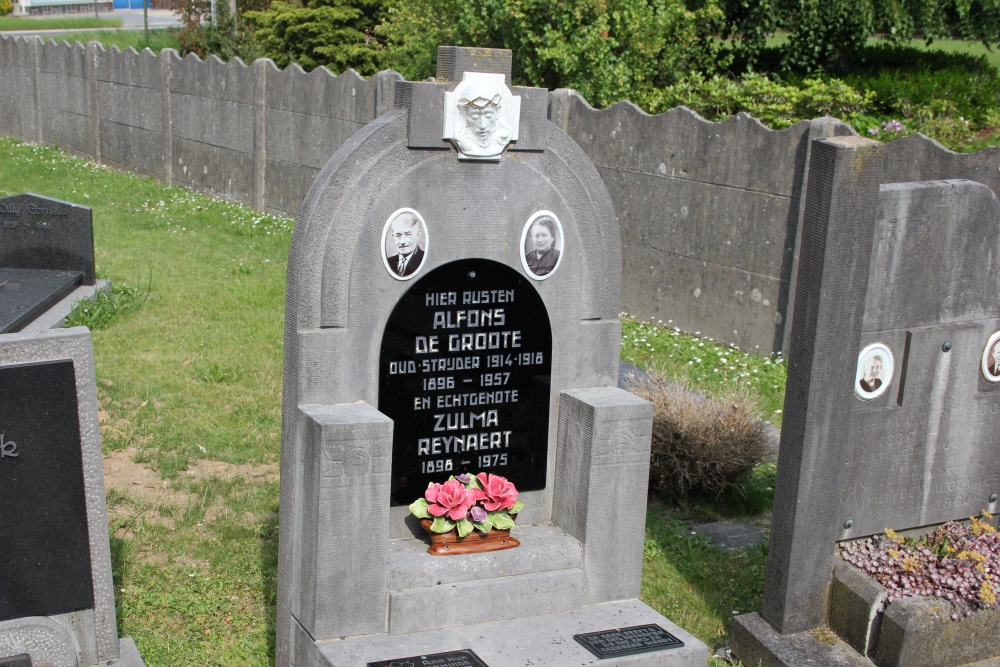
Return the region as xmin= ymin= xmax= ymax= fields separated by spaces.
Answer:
xmin=443 ymin=72 xmax=520 ymax=160
xmin=409 ymin=472 xmax=524 ymax=536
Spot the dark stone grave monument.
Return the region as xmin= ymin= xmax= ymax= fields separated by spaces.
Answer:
xmin=275 ymin=47 xmax=707 ymax=666
xmin=731 ymin=137 xmax=1000 ymax=665
xmin=0 ymin=193 xmax=104 ymax=333
xmin=0 ymin=328 xmax=144 ymax=667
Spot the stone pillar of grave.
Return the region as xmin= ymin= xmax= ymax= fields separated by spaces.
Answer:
xmin=290 ymin=403 xmax=393 ymax=640
xmin=555 ymin=388 xmax=653 ymax=605
xmin=761 ymin=136 xmax=885 ymax=634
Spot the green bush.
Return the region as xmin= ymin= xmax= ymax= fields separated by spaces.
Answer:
xmin=244 ymin=0 xmax=384 ymax=74
xmin=379 ymin=0 xmax=730 ymax=108
xmin=0 ymin=0 xmax=12 ymax=16
xmin=844 ymin=45 xmax=1000 ymax=126
xmin=648 ymin=72 xmax=874 ymax=128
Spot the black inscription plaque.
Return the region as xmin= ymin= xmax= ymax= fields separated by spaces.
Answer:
xmin=367 ymin=649 xmax=489 ymax=667
xmin=0 ymin=360 xmax=95 ymax=622
xmin=380 ymin=259 xmax=551 ymax=505
xmin=0 ymin=655 xmax=32 ymax=667
xmin=574 ymin=624 xmax=684 ymax=659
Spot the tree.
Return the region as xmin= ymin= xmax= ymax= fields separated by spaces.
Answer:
xmin=724 ymin=0 xmax=1000 ymax=73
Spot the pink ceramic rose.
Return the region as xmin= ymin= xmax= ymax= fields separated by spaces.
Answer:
xmin=473 ymin=473 xmax=518 ymax=512
xmin=425 ymin=479 xmax=475 ymax=521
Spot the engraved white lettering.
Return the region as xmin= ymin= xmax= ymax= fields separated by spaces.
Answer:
xmin=0 ymin=433 xmax=18 ymax=459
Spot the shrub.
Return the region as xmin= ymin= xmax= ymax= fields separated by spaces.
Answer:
xmin=174 ymin=0 xmax=259 ymax=62
xmin=378 ymin=0 xmax=730 ymax=109
xmin=626 ymin=373 xmax=770 ymax=506
xmin=648 ymin=73 xmax=874 ymax=128
xmin=0 ymin=0 xmax=12 ymax=16
xmin=844 ymin=45 xmax=1000 ymax=126
xmin=244 ymin=0 xmax=385 ymax=74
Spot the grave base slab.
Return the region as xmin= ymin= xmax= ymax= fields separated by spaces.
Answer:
xmin=730 ymin=612 xmax=872 ymax=667
xmin=313 ymin=600 xmax=707 ymax=666
xmin=107 ymin=638 xmax=145 ymax=667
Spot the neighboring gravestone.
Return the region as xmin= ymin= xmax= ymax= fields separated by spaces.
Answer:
xmin=0 ymin=328 xmax=145 ymax=667
xmin=731 ymin=138 xmax=1000 ymax=665
xmin=275 ymin=46 xmax=707 ymax=666
xmin=0 ymin=193 xmax=99 ymax=333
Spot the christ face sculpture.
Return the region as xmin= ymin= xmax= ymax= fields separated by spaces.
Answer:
xmin=460 ymin=94 xmax=501 ymax=149
xmin=443 ymin=72 xmax=520 ymax=160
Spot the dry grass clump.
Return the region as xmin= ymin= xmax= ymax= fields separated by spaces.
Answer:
xmin=627 ymin=373 xmax=771 ymax=505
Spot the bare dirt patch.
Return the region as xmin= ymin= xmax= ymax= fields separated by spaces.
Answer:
xmin=102 ymin=447 xmax=279 ymax=506
xmin=103 ymin=448 xmax=279 ymax=543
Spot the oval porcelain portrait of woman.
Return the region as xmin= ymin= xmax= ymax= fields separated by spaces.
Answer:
xmin=520 ymin=211 xmax=563 ymax=280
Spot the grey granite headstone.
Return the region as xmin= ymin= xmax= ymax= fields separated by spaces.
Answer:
xmin=0 ymin=329 xmax=144 ymax=667
xmin=0 ymin=194 xmax=95 ymax=286
xmin=732 ymin=138 xmax=1000 ymax=664
xmin=0 ymin=268 xmax=83 ymax=334
xmin=276 ymin=46 xmax=707 ymax=667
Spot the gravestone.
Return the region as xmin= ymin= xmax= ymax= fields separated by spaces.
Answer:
xmin=731 ymin=138 xmax=1000 ymax=664
xmin=0 ymin=193 xmax=101 ymax=333
xmin=276 ymin=46 xmax=707 ymax=666
xmin=0 ymin=328 xmax=144 ymax=667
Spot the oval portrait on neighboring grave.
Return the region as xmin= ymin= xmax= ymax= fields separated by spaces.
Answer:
xmin=520 ymin=211 xmax=563 ymax=280
xmin=980 ymin=331 xmax=1000 ymax=383
xmin=855 ymin=342 xmax=894 ymax=400
xmin=381 ymin=208 xmax=429 ymax=281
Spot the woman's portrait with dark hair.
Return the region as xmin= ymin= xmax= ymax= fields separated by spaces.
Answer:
xmin=521 ymin=211 xmax=563 ymax=279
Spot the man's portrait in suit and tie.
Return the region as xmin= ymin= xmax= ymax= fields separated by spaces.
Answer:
xmin=382 ymin=209 xmax=428 ymax=280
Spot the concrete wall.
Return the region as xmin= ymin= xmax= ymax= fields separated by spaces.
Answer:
xmin=0 ymin=38 xmax=399 ymax=217
xmin=3 ymin=36 xmax=999 ymax=352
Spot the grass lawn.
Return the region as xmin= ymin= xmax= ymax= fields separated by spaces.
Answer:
xmin=51 ymin=28 xmax=181 ymax=51
xmin=0 ymin=15 xmax=121 ymax=30
xmin=0 ymin=136 xmax=776 ymax=666
xmin=893 ymin=37 xmax=1000 ymax=72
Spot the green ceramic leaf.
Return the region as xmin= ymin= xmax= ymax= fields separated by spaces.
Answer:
xmin=430 ymin=516 xmax=456 ymax=533
xmin=456 ymin=518 xmax=474 ymax=537
xmin=473 ymin=515 xmax=494 ymax=533
xmin=491 ymin=512 xmax=515 ymax=530
xmin=408 ymin=498 xmax=430 ymax=519
xmin=510 ymin=500 xmax=525 ymax=514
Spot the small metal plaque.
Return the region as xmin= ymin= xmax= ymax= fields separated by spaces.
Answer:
xmin=574 ymin=624 xmax=684 ymax=659
xmin=0 ymin=654 xmax=33 ymax=667
xmin=367 ymin=648 xmax=489 ymax=667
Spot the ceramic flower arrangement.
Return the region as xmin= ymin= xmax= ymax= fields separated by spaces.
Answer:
xmin=409 ymin=472 xmax=524 ymax=538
